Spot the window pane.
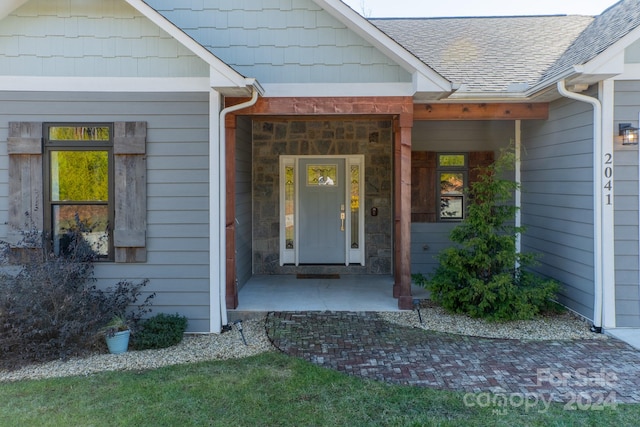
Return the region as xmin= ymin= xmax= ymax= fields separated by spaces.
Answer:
xmin=440 ymin=172 xmax=465 ymax=220
xmin=51 ymin=151 xmax=109 ymax=201
xmin=49 ymin=126 xmax=110 ymax=141
xmin=439 ymin=154 xmax=465 ymax=167
xmin=441 ymin=196 xmax=464 ymax=219
xmin=53 ymin=205 xmax=109 ymax=257
xmin=440 ymin=172 xmax=464 ymax=195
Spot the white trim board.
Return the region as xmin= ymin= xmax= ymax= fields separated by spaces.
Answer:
xmin=0 ymin=76 xmax=211 ymax=92
xmin=261 ymin=82 xmax=416 ymax=98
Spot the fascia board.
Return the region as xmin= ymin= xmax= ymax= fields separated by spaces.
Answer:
xmin=442 ymin=92 xmax=532 ymax=102
xmin=313 ymin=0 xmax=451 ymax=93
xmin=525 ymin=67 xmax=582 ymax=99
xmin=126 ymin=0 xmax=248 ymax=89
xmin=412 ymin=73 xmax=451 ymax=95
xmin=0 ymin=0 xmax=29 ymax=21
xmin=580 ymin=49 xmax=625 ymax=77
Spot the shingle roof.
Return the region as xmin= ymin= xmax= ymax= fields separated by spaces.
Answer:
xmin=541 ymin=0 xmax=640 ymax=82
xmin=371 ymin=15 xmax=594 ymax=93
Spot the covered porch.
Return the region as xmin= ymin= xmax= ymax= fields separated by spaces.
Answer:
xmin=223 ymin=97 xmax=550 ymax=312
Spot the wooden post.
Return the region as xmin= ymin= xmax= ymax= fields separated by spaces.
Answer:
xmin=394 ymin=112 xmax=414 ymax=309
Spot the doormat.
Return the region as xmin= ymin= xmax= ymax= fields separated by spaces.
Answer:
xmin=296 ymin=274 xmax=340 ymax=279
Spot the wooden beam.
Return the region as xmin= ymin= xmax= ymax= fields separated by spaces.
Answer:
xmin=225 ymin=97 xmax=413 ymax=116
xmin=414 ymin=103 xmax=549 ymax=120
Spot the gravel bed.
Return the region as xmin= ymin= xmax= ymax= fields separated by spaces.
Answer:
xmin=0 ymin=318 xmax=274 ymax=383
xmin=1 ymin=305 xmax=605 ymax=382
xmin=380 ymin=301 xmax=607 ymax=341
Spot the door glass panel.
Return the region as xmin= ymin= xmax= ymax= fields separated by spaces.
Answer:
xmin=52 ymin=205 xmax=109 ymax=257
xmin=51 ymin=151 xmax=109 ymax=201
xmin=306 ymin=164 xmax=337 ymax=186
xmin=285 ymin=165 xmax=295 ymax=249
xmin=350 ymin=164 xmax=360 ymax=248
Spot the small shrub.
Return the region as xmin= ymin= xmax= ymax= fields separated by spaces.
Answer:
xmin=415 ymin=147 xmax=559 ymax=321
xmin=0 ymin=219 xmax=153 ymax=370
xmin=132 ymin=313 xmax=188 ymax=350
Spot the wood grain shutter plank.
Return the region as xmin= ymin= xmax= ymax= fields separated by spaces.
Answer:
xmin=114 ymin=121 xmax=147 ymax=263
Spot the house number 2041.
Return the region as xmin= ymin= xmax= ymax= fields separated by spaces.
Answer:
xmin=604 ymin=153 xmax=613 ymax=205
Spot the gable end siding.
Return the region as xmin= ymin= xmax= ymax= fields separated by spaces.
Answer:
xmin=146 ymin=0 xmax=411 ymax=85
xmin=0 ymin=0 xmax=208 ymax=78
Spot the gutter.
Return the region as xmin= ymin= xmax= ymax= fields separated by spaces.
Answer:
xmin=556 ymin=79 xmax=604 ymax=333
xmin=213 ymin=82 xmax=262 ymax=333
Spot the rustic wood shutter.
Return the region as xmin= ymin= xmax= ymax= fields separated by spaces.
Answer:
xmin=7 ymin=122 xmax=44 ymax=254
xmin=469 ymin=151 xmax=495 ymax=184
xmin=411 ymin=151 xmax=436 ymax=222
xmin=113 ymin=122 xmax=147 ymax=263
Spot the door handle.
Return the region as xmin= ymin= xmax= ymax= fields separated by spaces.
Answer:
xmin=340 ymin=204 xmax=345 ymax=231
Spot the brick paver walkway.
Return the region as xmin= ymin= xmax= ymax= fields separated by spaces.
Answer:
xmin=265 ymin=311 xmax=640 ymax=404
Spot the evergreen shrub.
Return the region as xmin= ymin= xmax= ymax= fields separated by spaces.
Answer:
xmin=413 ymin=148 xmax=559 ymax=321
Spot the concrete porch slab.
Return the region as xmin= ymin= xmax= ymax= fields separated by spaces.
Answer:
xmin=230 ymin=274 xmax=429 ymax=312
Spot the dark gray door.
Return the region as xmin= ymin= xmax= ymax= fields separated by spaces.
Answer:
xmin=299 ymin=158 xmax=346 ymax=264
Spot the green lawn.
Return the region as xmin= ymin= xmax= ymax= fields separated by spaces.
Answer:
xmin=0 ymin=352 xmax=636 ymax=426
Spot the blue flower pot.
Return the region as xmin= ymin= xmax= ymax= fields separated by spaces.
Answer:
xmin=105 ymin=330 xmax=130 ymax=354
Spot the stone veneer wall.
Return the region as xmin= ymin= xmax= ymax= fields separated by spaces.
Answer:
xmin=252 ymin=119 xmax=393 ymax=275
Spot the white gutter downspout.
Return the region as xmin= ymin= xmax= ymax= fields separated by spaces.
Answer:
xmin=557 ymin=80 xmax=604 ymax=332
xmin=515 ymin=120 xmax=522 ymax=261
xmin=211 ymin=87 xmax=259 ymax=333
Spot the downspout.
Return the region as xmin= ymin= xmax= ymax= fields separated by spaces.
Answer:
xmin=216 ymin=87 xmax=260 ymax=331
xmin=557 ymin=80 xmax=604 ymax=332
xmin=515 ymin=120 xmax=522 ymax=263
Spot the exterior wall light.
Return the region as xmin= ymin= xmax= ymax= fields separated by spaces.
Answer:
xmin=619 ymin=123 xmax=639 ymax=145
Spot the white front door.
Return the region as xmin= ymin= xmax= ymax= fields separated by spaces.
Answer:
xmin=298 ymin=158 xmax=346 ymax=264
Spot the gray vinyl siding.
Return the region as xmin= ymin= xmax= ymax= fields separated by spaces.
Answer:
xmin=146 ymin=0 xmax=411 ymax=84
xmin=410 ymin=120 xmax=514 ymax=276
xmin=235 ymin=116 xmax=253 ymax=290
xmin=520 ymin=93 xmax=595 ymax=320
xmin=613 ymin=80 xmax=640 ymax=327
xmin=0 ymin=91 xmax=211 ymax=332
xmin=0 ymin=0 xmax=209 ymax=78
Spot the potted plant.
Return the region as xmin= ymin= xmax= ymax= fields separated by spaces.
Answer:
xmin=103 ymin=315 xmax=131 ymax=354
